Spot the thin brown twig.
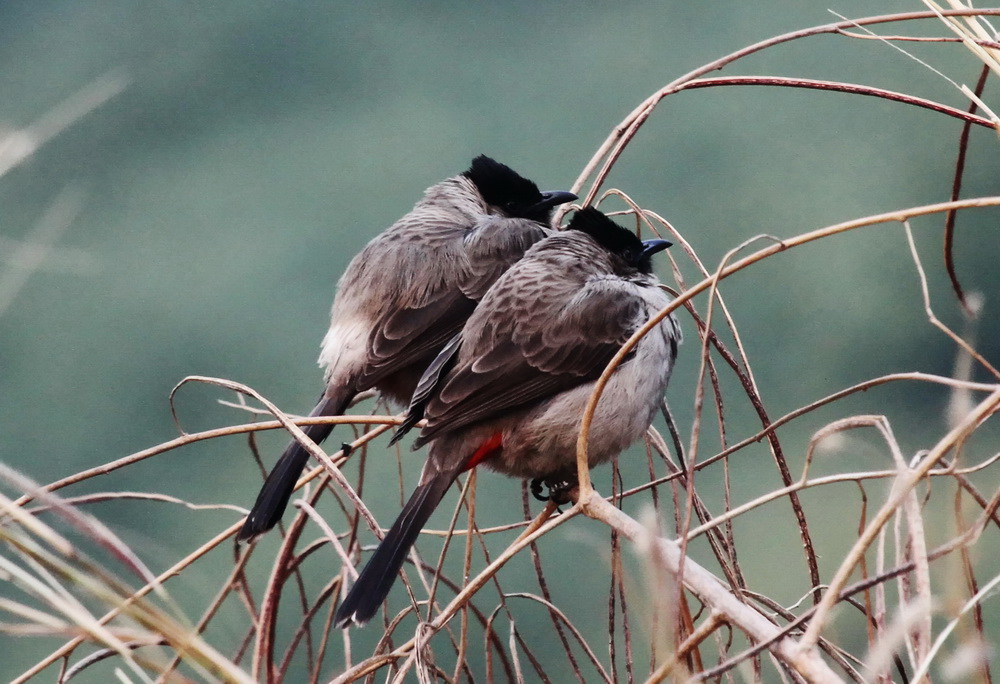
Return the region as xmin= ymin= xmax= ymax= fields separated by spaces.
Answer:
xmin=578 ymin=196 xmax=1000 ymax=485
xmin=520 ymin=483 xmax=586 ymax=683
xmin=562 ymin=9 xmax=1000 ymax=213
xmin=676 ymin=75 xmax=995 ymax=128
xmin=800 ymin=386 xmax=1000 ymax=649
xmin=944 ymin=64 xmax=991 ymax=316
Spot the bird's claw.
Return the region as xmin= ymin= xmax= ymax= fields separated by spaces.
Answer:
xmin=530 ymin=476 xmax=576 ymax=507
xmin=530 ymin=478 xmax=547 ymax=502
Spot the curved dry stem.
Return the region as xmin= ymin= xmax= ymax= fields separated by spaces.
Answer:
xmin=577 ymin=196 xmax=1000 ymax=499
xmin=910 ymin=569 xmax=1000 ymax=681
xmin=677 ymin=75 xmax=995 ymax=127
xmin=503 ymin=593 xmax=613 ymax=684
xmin=11 ymin=11 xmax=1000 ymax=681
xmin=560 ymin=8 xmax=1000 ymax=213
xmin=799 ymin=386 xmax=1000 ymax=650
xmin=13 ymin=412 xmax=399 ymax=510
xmin=331 ymin=501 xmax=565 ymax=683
xmin=577 ymin=490 xmax=842 ymax=683
xmin=904 ymin=221 xmax=1000 ymax=380
xmin=12 ymin=520 xmax=246 ymax=683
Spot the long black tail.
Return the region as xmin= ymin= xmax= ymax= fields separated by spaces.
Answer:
xmin=334 ymin=473 xmax=454 ymax=627
xmin=237 ymin=393 xmax=351 ymax=542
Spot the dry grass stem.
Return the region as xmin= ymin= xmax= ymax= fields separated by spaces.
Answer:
xmin=6 ymin=8 xmax=1000 ymax=682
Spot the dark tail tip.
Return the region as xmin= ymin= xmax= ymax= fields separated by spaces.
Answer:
xmin=388 ymin=410 xmax=421 ymax=447
xmin=238 ymin=394 xmax=350 ymax=542
xmin=333 ymin=476 xmax=452 ymax=628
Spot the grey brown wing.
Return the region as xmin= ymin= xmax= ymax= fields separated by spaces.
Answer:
xmin=358 ymin=216 xmax=546 ymax=390
xmin=459 ymin=217 xmax=550 ymax=299
xmin=356 ymin=289 xmax=475 ymax=390
xmin=389 ymin=332 xmax=463 ymax=443
xmin=349 ymin=213 xmax=474 ymax=389
xmin=415 ymin=277 xmax=649 ymax=445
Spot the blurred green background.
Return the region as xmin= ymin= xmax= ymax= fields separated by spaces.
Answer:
xmin=2 ymin=1 xmax=999 ymax=680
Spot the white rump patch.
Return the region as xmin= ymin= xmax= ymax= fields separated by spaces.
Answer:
xmin=318 ymin=317 xmax=368 ymax=375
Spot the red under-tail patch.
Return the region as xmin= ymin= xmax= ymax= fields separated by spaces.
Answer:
xmin=464 ymin=432 xmax=503 ymax=471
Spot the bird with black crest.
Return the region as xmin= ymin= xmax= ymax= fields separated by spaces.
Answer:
xmin=335 ymin=207 xmax=681 ymax=627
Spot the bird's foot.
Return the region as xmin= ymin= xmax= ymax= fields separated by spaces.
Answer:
xmin=530 ymin=478 xmax=547 ymax=502
xmin=530 ymin=476 xmax=577 ymax=506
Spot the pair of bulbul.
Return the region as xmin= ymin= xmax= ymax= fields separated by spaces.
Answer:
xmin=237 ymin=156 xmax=682 ymax=627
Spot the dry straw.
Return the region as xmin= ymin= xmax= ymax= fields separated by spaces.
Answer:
xmin=4 ymin=7 xmax=1000 ymax=683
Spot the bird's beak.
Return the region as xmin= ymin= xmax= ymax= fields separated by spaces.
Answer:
xmin=640 ymin=238 xmax=672 ymax=258
xmin=531 ymin=190 xmax=577 ymax=212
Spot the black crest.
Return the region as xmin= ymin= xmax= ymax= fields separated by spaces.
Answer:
xmin=463 ymin=155 xmax=543 ymax=213
xmin=568 ymin=208 xmax=642 ymax=256
xmin=566 ymin=207 xmax=669 ymax=274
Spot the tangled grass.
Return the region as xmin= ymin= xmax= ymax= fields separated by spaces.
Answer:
xmin=4 ymin=4 xmax=1000 ymax=682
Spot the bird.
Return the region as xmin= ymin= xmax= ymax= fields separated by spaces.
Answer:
xmin=237 ymin=156 xmax=576 ymax=542
xmin=334 ymin=207 xmax=681 ymax=627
